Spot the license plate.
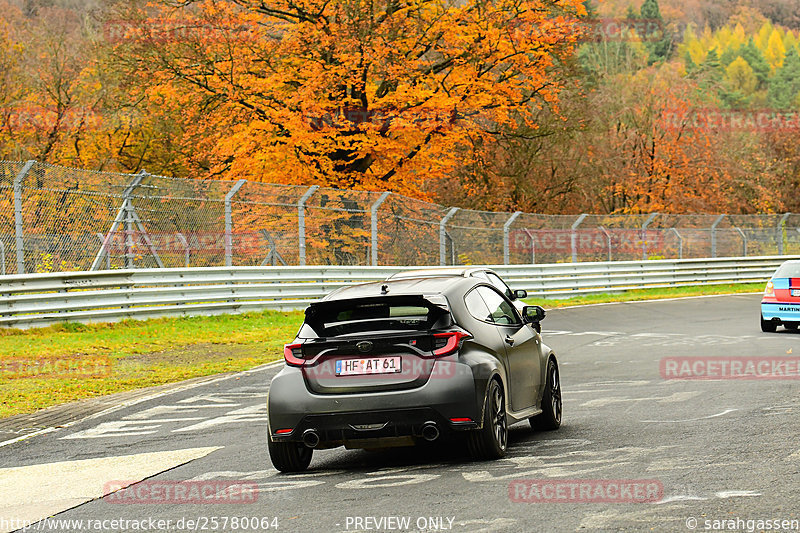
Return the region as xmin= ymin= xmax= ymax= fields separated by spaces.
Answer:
xmin=793 ymin=289 xmax=800 ymax=297
xmin=335 ymin=357 xmax=401 ymax=376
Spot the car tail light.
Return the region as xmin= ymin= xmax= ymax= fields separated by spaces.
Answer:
xmin=432 ymin=331 xmax=471 ymax=356
xmin=284 ymin=343 xmax=305 ymax=367
xmin=764 ymin=280 xmax=775 ymax=297
xmin=275 ymin=428 xmax=293 ymax=435
xmin=450 ymin=417 xmax=473 ymax=423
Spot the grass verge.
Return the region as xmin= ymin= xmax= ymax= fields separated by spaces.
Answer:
xmin=0 ymin=282 xmax=764 ymax=418
xmin=0 ymin=311 xmax=303 ymax=418
xmin=523 ymin=282 xmax=763 ymax=308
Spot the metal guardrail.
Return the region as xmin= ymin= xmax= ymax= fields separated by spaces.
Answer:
xmin=1 ymin=256 xmax=795 ymax=329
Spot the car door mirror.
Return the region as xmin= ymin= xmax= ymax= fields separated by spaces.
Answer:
xmin=522 ymin=306 xmax=545 ymax=324
xmin=513 ymin=289 xmax=528 ymax=300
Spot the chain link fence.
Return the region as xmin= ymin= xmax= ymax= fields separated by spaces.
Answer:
xmin=1 ymin=160 xmax=799 ymax=274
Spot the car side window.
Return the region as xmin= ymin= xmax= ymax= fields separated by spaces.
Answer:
xmin=464 ymin=288 xmax=493 ymax=323
xmin=486 ymin=272 xmax=513 ymax=299
xmin=477 ymin=286 xmax=521 ymax=326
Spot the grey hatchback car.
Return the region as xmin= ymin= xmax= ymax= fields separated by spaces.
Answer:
xmin=267 ymin=274 xmax=562 ymax=472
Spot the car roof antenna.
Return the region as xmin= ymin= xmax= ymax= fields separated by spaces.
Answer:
xmin=381 ymin=284 xmax=390 ymax=294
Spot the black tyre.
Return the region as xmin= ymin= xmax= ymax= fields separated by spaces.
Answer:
xmin=761 ymin=315 xmax=777 ymax=333
xmin=531 ymin=358 xmax=562 ymax=431
xmin=785 ymin=322 xmax=799 ymax=331
xmin=268 ymin=433 xmax=312 ymax=473
xmin=468 ymin=379 xmax=507 ymax=460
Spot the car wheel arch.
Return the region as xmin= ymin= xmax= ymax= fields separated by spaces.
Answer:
xmin=535 ymin=352 xmax=558 ymax=408
xmin=475 ymin=372 xmax=508 ymax=430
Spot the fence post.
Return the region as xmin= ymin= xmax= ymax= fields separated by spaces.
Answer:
xmin=522 ymin=229 xmax=536 ymax=264
xmin=710 ymin=214 xmax=726 ymax=258
xmin=571 ymin=214 xmax=587 ymax=263
xmin=93 ymin=233 xmax=110 ymax=270
xmin=732 ymin=226 xmax=747 ymax=257
xmin=439 ymin=207 xmax=459 ymax=266
xmin=123 ymin=172 xmax=147 ymax=269
xmin=90 ymin=172 xmax=146 ymax=272
xmin=13 ymin=160 xmax=35 ymax=275
xmin=778 ymin=213 xmax=791 ymax=256
xmin=503 ymin=212 xmax=522 ymax=265
xmin=298 ymin=185 xmax=319 ymax=266
xmin=224 ymin=179 xmax=247 ymax=267
xmin=176 ymin=233 xmax=190 ymax=267
xmin=669 ymin=228 xmax=683 ymax=259
xmin=125 ymin=197 xmax=134 ymax=269
xmin=370 ymin=192 xmax=391 ymax=266
xmin=0 ymin=239 xmax=5 ymax=276
xmin=598 ymin=226 xmax=612 ymax=262
xmin=641 ymin=213 xmax=658 ymax=261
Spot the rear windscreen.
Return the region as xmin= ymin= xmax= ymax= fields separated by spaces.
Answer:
xmin=775 ymin=262 xmax=800 ymax=278
xmin=301 ymin=296 xmax=451 ymax=337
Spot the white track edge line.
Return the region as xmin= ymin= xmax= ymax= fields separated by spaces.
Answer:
xmin=0 ymin=360 xmax=284 ymax=448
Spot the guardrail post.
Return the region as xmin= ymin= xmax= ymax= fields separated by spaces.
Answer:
xmin=710 ymin=214 xmax=726 ymax=258
xmin=298 ymin=185 xmax=319 ymax=266
xmin=571 ymin=214 xmax=587 ymax=263
xmin=224 ymin=179 xmax=247 ymax=267
xmin=13 ymin=160 xmax=35 ymax=274
xmin=370 ymin=192 xmax=391 ymax=266
xmin=669 ymin=228 xmax=683 ymax=259
xmin=778 ymin=213 xmax=791 ymax=255
xmin=641 ymin=213 xmax=658 ymax=261
xmin=598 ymin=226 xmax=612 ymax=262
xmin=439 ymin=207 xmax=459 ymax=266
xmin=503 ymin=212 xmax=522 ymax=265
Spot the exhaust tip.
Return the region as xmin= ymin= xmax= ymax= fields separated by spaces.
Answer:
xmin=421 ymin=422 xmax=439 ymax=442
xmin=302 ymin=429 xmax=320 ymax=448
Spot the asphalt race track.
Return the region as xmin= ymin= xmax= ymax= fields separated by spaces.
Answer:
xmin=1 ymin=293 xmax=799 ymax=533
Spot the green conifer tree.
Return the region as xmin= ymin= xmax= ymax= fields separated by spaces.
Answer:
xmin=768 ymin=47 xmax=800 ymax=109
xmin=640 ymin=0 xmax=672 ymax=64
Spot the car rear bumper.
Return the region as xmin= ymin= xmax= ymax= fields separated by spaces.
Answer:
xmin=761 ymin=302 xmax=800 ymax=322
xmin=268 ymin=362 xmax=482 ymax=444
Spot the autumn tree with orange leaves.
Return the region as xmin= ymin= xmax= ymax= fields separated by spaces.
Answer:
xmin=110 ymin=0 xmax=587 ymax=196
xmin=604 ymin=67 xmax=780 ymax=214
